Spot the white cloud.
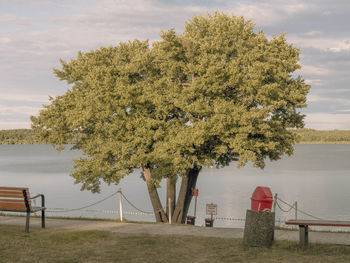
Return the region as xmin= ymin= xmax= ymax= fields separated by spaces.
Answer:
xmin=0 ymin=93 xmax=49 ymax=103
xmin=290 ymin=36 xmax=350 ymax=52
xmin=233 ymin=1 xmax=308 ymax=26
xmin=299 ymin=64 xmax=334 ymax=76
xmin=0 ymin=36 xmax=12 ymax=44
xmin=0 ymin=105 xmax=39 ymax=117
xmin=0 ymin=14 xmax=33 ymax=26
xmin=304 ymin=78 xmax=325 ymax=86
xmin=305 ymin=113 xmax=350 ymax=130
xmin=0 ymin=121 xmax=31 ymax=130
xmin=307 ymin=94 xmax=350 ymax=105
xmin=303 ymin=31 xmax=322 ymax=37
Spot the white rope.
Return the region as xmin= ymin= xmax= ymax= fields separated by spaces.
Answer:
xmin=47 ymin=190 xmax=153 ymax=215
xmin=276 ymin=197 xmax=323 ymax=220
xmin=120 ymin=192 xmax=153 ymax=215
xmin=276 ymin=199 xmax=295 ymax=213
xmin=47 ymin=191 xmax=119 ymax=213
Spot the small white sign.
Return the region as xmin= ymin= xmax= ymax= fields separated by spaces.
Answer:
xmin=206 ymin=203 xmax=217 ymax=215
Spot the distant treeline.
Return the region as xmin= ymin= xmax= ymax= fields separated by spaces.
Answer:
xmin=0 ymin=129 xmax=41 ymax=144
xmin=1 ymin=128 xmax=350 ymax=144
xmin=294 ymin=129 xmax=350 ymax=144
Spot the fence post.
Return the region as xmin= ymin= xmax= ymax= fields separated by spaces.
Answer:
xmin=273 ymin=193 xmax=278 ymax=213
xmin=168 ymin=198 xmax=172 ymax=224
xmin=295 ymin=201 xmax=298 ymax=220
xmin=118 ymin=188 xmax=123 ymax=222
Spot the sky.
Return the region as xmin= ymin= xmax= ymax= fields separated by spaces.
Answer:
xmin=1 ymin=0 xmax=350 ymax=130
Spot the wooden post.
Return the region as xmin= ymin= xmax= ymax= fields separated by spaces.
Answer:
xmin=118 ymin=188 xmax=123 ymax=222
xmin=295 ymin=201 xmax=298 ymax=220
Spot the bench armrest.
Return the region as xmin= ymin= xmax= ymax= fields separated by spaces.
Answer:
xmin=30 ymin=194 xmax=45 ymax=208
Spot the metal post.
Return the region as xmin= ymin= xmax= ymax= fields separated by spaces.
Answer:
xmin=118 ymin=188 xmax=123 ymax=222
xmin=168 ymin=198 xmax=172 ymax=224
xmin=41 ymin=194 xmax=45 ymax=228
xmin=23 ymin=190 xmax=31 ymax=233
xmin=194 ymin=195 xmax=197 ymax=218
xmin=295 ymin=201 xmax=298 ymax=220
xmin=25 ymin=212 xmax=30 ymax=233
xmin=33 ymin=198 xmax=37 ymax=216
xmin=273 ymin=193 xmax=278 ymax=213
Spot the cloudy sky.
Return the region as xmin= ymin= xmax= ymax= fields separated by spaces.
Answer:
xmin=1 ymin=0 xmax=349 ymax=130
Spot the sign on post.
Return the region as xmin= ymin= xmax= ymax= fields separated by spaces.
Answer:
xmin=206 ymin=203 xmax=217 ymax=216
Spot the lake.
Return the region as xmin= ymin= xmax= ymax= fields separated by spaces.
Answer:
xmin=1 ymin=144 xmax=350 ymax=230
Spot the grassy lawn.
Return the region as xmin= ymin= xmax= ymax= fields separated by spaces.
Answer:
xmin=1 ymin=225 xmax=350 ymax=263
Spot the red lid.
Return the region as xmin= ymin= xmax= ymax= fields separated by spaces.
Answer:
xmin=251 ymin=186 xmax=273 ymax=201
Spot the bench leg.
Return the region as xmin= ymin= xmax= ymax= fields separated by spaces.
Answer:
xmin=299 ymin=225 xmax=308 ymax=247
xmin=25 ymin=212 xmax=30 ymax=233
xmin=42 ymin=210 xmax=45 ymax=228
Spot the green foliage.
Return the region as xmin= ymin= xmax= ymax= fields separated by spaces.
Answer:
xmin=0 ymin=129 xmax=40 ymax=144
xmin=295 ymin=129 xmax=350 ymax=143
xmin=31 ymin=12 xmax=310 ymax=192
xmin=0 ymin=129 xmax=78 ymax=144
xmin=3 ymin=129 xmax=350 ymax=145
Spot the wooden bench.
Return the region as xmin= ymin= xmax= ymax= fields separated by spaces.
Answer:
xmin=0 ymin=186 xmax=46 ymax=233
xmin=285 ymin=219 xmax=350 ymax=247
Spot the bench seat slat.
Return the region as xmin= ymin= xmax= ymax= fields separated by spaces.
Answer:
xmin=32 ymin=206 xmax=46 ymax=212
xmin=286 ymin=220 xmax=350 ymax=227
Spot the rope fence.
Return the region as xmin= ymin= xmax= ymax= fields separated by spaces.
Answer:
xmin=46 ymin=191 xmax=119 ymax=213
xmin=43 ymin=189 xmax=324 ymax=225
xmin=119 ymin=191 xmax=153 ymax=215
xmin=275 ymin=196 xmax=323 ymax=220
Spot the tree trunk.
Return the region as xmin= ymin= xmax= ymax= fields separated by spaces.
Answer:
xmin=143 ymin=166 xmax=168 ymax=223
xmin=173 ymin=167 xmax=200 ymax=224
xmin=166 ymin=177 xmax=176 ymax=220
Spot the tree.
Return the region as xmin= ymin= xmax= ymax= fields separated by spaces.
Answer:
xmin=31 ymin=12 xmax=310 ymax=223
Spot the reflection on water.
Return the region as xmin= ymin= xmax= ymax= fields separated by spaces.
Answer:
xmin=1 ymin=144 xmax=350 ymax=229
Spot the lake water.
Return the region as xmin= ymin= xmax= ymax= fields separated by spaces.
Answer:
xmin=1 ymin=144 xmax=350 ymax=230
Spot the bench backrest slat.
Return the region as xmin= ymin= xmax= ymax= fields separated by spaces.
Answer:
xmin=0 ymin=187 xmax=32 ymax=212
xmin=0 ymin=202 xmax=27 ymax=211
xmin=0 ymin=192 xmax=25 ymax=198
xmin=0 ymin=186 xmax=28 ymax=191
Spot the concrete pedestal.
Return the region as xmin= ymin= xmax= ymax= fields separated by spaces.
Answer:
xmin=243 ymin=209 xmax=275 ymax=247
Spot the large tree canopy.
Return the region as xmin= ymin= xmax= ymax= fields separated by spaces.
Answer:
xmin=31 ymin=12 xmax=310 ymax=223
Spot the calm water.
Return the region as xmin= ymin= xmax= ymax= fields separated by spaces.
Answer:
xmin=1 ymin=144 xmax=350 ymax=229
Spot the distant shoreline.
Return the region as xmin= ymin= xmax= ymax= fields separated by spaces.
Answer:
xmin=1 ymin=128 xmax=350 ymax=145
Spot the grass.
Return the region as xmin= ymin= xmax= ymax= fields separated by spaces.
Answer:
xmin=1 ymin=225 xmax=350 ymax=263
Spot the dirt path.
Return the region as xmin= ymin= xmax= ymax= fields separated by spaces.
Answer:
xmin=1 ymin=215 xmax=350 ymax=245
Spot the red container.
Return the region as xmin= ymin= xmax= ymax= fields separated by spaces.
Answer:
xmin=251 ymin=186 xmax=273 ymax=212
